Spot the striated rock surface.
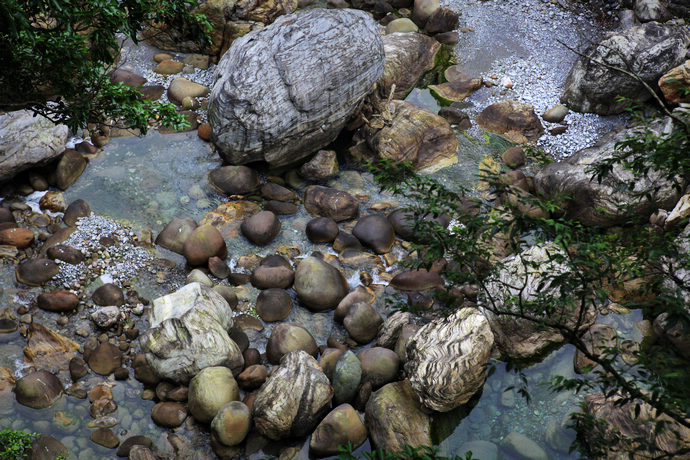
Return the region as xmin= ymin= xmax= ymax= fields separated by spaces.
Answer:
xmin=482 ymin=244 xmax=597 ymax=357
xmin=209 ymin=9 xmax=385 ymax=167
xmin=0 ymin=110 xmax=68 ymax=182
xmin=252 ymin=350 xmax=334 ymax=440
xmin=374 ymin=311 xmax=410 ymax=349
xmin=405 ymin=308 xmax=494 ymax=412
xmin=140 ymin=283 xmax=243 ymax=384
xmin=534 ymin=119 xmax=685 ymax=227
xmin=377 ymin=33 xmax=441 ymax=99
xmin=561 ymin=22 xmax=690 ymax=115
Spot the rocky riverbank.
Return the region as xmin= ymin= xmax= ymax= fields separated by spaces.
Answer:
xmin=1 ymin=0 xmax=690 ymax=459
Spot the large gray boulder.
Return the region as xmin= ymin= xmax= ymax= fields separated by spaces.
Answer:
xmin=481 ymin=244 xmax=597 ymax=358
xmin=139 ymin=283 xmax=244 ymax=384
xmin=0 ymin=110 xmax=68 ymax=182
xmin=534 ymin=118 xmax=685 ymax=227
xmin=252 ymin=350 xmax=334 ymax=440
xmin=405 ymin=308 xmax=494 ymax=412
xmin=209 ymin=9 xmax=385 ymax=167
xmin=560 ymin=22 xmax=690 ymax=115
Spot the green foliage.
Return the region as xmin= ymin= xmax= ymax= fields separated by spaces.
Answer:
xmin=0 ymin=0 xmax=212 ymax=133
xmin=0 ymin=429 xmax=37 ymax=460
xmin=369 ymin=106 xmax=690 ymax=458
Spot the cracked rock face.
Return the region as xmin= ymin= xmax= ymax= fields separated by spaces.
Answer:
xmin=139 ymin=283 xmax=244 ymax=384
xmin=251 ymin=350 xmax=334 ymax=440
xmin=405 ymin=308 xmax=494 ymax=412
xmin=209 ymin=9 xmax=385 ymax=167
xmin=560 ymin=22 xmax=690 ymax=115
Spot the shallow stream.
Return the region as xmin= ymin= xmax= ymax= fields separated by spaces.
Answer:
xmin=0 ymin=0 xmax=642 ymax=458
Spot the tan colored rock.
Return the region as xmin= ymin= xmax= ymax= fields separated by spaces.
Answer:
xmin=200 ymin=201 xmax=261 ymax=239
xmin=659 ymin=60 xmax=690 ymax=105
xmin=154 ymin=60 xmax=184 ymax=75
xmin=428 ymin=78 xmax=483 ymax=104
xmin=476 ymin=100 xmax=544 ymax=144
xmin=365 ymin=379 xmax=430 ymax=452
xmin=168 ymin=78 xmax=210 ymax=106
xmin=364 ymin=101 xmax=458 ymax=172
xmin=24 ymin=323 xmax=79 ymax=373
xmin=310 ymin=404 xmax=368 ymax=455
xmin=39 ymin=191 xmax=66 ymax=212
xmin=252 ymin=350 xmax=333 ymax=440
xmin=406 ymin=308 xmax=494 ymax=412
xmin=378 ymin=33 xmax=440 ymax=100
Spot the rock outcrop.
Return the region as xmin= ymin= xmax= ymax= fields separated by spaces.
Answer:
xmin=209 ymin=9 xmax=385 ymax=167
xmin=560 ymin=22 xmax=690 ymax=115
xmin=534 ymin=118 xmax=685 ymax=227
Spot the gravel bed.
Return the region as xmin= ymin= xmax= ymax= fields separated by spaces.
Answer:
xmin=52 ymin=214 xmax=154 ymax=289
xmin=452 ymin=0 xmax=629 ymax=160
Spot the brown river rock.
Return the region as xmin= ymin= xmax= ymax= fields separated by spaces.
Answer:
xmin=16 ymin=259 xmax=60 ymax=286
xmin=37 ymin=291 xmax=79 ymax=313
xmin=0 ymin=227 xmax=34 ymax=248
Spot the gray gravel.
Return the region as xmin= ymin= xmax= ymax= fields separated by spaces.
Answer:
xmin=452 ymin=0 xmax=629 ymax=160
xmin=52 ymin=214 xmax=154 ymax=289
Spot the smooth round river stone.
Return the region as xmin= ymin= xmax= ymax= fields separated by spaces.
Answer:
xmin=357 ymin=347 xmax=399 ymax=390
xmin=352 ymin=214 xmax=396 ymax=254
xmin=188 ymin=367 xmax=240 ymax=423
xmin=37 ymin=291 xmax=79 ymax=313
xmin=63 ymin=199 xmax=91 ymax=226
xmin=293 ymin=256 xmax=349 ymax=311
xmin=88 ymin=342 xmax=122 ymax=375
xmin=241 ymin=211 xmax=281 ymax=246
xmin=389 ymin=268 xmax=444 ymax=291
xmin=182 ymin=224 xmax=227 ymax=266
xmin=306 ymin=217 xmax=339 ymax=243
xmin=155 ymin=217 xmax=198 ymax=254
xmin=90 ymin=428 xmax=120 ymax=449
xmin=151 ymin=401 xmax=188 ymax=428
xmin=310 ymin=404 xmax=367 ymax=456
xmin=333 ymin=351 xmax=362 ymax=405
xmin=0 ymin=227 xmax=34 ymax=249
xmin=16 ymin=259 xmax=59 ymax=286
xmin=15 ymin=370 xmax=63 ymax=409
xmin=92 ymin=283 xmax=125 ymax=307
xmin=212 ymin=401 xmax=252 ymax=447
xmin=344 ymin=302 xmax=384 ymax=344
xmin=250 ymin=255 xmax=294 ymax=289
xmin=209 ymin=166 xmax=259 ymax=195
xmin=266 ymin=322 xmax=318 ymax=364
xmin=256 ymin=289 xmax=293 ymax=322
xmin=46 ymin=244 xmax=85 ymax=265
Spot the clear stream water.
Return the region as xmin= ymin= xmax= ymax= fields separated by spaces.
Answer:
xmin=0 ymin=1 xmax=644 ymax=458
